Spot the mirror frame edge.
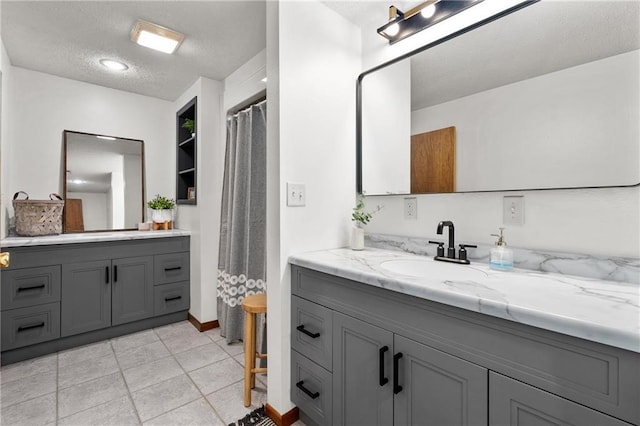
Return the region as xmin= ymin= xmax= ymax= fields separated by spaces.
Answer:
xmin=356 ymin=0 xmax=561 ymax=195
xmin=62 ymin=129 xmax=146 ymax=233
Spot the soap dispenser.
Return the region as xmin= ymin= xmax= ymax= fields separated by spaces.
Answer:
xmin=490 ymin=228 xmax=514 ymax=271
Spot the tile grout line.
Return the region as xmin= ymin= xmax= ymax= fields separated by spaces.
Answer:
xmin=110 ymin=336 xmax=144 ymax=426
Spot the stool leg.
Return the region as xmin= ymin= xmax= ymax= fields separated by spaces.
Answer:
xmin=244 ymin=311 xmax=255 ymax=407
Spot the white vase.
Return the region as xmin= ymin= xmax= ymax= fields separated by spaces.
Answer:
xmin=151 ymin=209 xmax=173 ymax=223
xmin=350 ymin=226 xmax=365 ymax=250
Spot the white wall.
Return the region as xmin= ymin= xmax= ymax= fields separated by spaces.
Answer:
xmin=173 ymin=77 xmax=224 ymax=324
xmin=1 ymin=42 xmax=13 ymax=237
xmin=360 ymin=4 xmax=640 ymax=259
xmin=266 ymin=0 xmax=361 ymax=414
xmin=2 ymin=66 xmax=174 ymax=236
xmin=411 ymin=50 xmax=639 ymax=191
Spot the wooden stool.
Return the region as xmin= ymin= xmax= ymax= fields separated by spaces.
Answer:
xmin=242 ymin=293 xmax=267 ymax=407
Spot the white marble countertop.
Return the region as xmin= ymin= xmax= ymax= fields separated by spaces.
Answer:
xmin=1 ymin=229 xmax=190 ymax=248
xmin=289 ymin=248 xmax=640 ymax=353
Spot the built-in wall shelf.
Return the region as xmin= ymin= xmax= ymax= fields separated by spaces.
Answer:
xmin=176 ymin=97 xmax=197 ymax=205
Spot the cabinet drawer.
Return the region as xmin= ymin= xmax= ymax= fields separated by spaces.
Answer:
xmin=291 ymin=350 xmax=332 ymax=426
xmin=154 ymin=252 xmax=189 ymax=285
xmin=154 ymin=281 xmax=190 ymax=315
xmin=292 ymin=296 xmax=332 ymax=371
xmin=489 ymin=372 xmax=631 ymax=426
xmin=1 ymin=266 xmax=61 ymax=310
xmin=1 ymin=302 xmax=61 ymax=351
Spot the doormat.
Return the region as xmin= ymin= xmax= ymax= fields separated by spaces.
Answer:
xmin=228 ymin=405 xmax=276 ymax=426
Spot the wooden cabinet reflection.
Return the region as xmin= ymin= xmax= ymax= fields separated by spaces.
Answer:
xmin=411 ymin=126 xmax=456 ymax=193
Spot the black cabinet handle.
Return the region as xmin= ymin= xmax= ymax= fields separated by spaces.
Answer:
xmin=164 ymin=266 xmax=182 ymax=272
xmin=114 ymin=265 xmax=118 ymax=282
xmin=165 ymin=295 xmax=182 ymax=302
xmin=393 ymin=352 xmax=403 ymax=394
xmin=18 ymin=322 xmax=45 ymax=332
xmin=17 ymin=284 xmax=46 ymax=292
xmin=379 ymin=346 xmax=389 ymax=386
xmin=105 ymin=266 xmax=109 ymax=283
xmin=296 ymin=380 xmax=319 ymax=399
xmin=296 ymin=325 xmax=320 ymax=339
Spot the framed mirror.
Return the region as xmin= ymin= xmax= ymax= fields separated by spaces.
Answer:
xmin=357 ymin=1 xmax=640 ymax=195
xmin=63 ymin=130 xmax=145 ymax=232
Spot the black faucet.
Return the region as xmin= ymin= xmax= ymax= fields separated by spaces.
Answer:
xmin=432 ymin=221 xmax=477 ymax=265
xmin=436 ymin=221 xmax=456 ymax=259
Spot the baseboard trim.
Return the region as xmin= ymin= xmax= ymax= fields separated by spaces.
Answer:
xmin=265 ymin=403 xmax=299 ymax=426
xmin=188 ymin=313 xmax=219 ymax=332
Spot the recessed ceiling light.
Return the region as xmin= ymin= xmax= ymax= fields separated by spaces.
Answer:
xmin=131 ymin=20 xmax=184 ymax=54
xmin=261 ymin=77 xmax=267 ymax=83
xmin=99 ymin=59 xmax=128 ymax=71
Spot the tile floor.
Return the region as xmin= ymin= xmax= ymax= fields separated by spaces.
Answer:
xmin=0 ymin=320 xmax=295 ymax=426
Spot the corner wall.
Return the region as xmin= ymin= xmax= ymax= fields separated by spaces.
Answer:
xmin=266 ymin=0 xmax=361 ymax=414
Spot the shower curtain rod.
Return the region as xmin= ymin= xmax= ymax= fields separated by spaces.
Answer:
xmin=228 ymin=97 xmax=266 ymax=118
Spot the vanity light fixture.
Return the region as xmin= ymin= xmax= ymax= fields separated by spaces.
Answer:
xmin=131 ymin=20 xmax=184 ymax=54
xmin=99 ymin=59 xmax=128 ymax=71
xmin=377 ymin=0 xmax=484 ymax=44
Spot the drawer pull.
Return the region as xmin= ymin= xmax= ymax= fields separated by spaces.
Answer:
xmin=379 ymin=346 xmax=389 ymax=386
xmin=296 ymin=380 xmax=320 ymax=399
xmin=17 ymin=284 xmax=46 ymax=292
xmin=296 ymin=325 xmax=320 ymax=339
xmin=105 ymin=266 xmax=109 ymax=283
xmin=165 ymin=295 xmax=182 ymax=302
xmin=164 ymin=266 xmax=182 ymax=272
xmin=393 ymin=352 xmax=403 ymax=394
xmin=18 ymin=322 xmax=45 ymax=332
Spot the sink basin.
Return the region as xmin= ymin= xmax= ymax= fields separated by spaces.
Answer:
xmin=380 ymin=259 xmax=487 ymax=281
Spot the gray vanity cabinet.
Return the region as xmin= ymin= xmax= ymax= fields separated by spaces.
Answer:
xmin=1 ymin=236 xmax=190 ymax=365
xmin=291 ymin=265 xmax=639 ymax=426
xmin=111 ymin=256 xmax=154 ymax=325
xmin=61 ymin=260 xmax=112 ymax=336
xmin=394 ymin=335 xmax=488 ymax=426
xmin=489 ymin=373 xmax=629 ymax=426
xmin=332 ymin=311 xmax=393 ymax=426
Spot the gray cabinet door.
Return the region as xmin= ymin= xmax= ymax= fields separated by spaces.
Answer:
xmin=332 ymin=311 xmax=393 ymax=426
xmin=61 ymin=260 xmax=111 ymax=337
xmin=394 ymin=334 xmax=488 ymax=426
xmin=112 ymin=256 xmax=154 ymax=326
xmin=489 ymin=372 xmax=630 ymax=426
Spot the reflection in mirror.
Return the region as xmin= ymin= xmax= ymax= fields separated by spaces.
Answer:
xmin=359 ymin=1 xmax=640 ymax=195
xmin=63 ymin=130 xmax=145 ymax=232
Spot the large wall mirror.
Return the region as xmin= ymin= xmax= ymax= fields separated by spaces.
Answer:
xmin=63 ymin=130 xmax=145 ymax=232
xmin=358 ymin=1 xmax=640 ymax=195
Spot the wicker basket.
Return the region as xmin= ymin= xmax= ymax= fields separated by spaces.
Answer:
xmin=13 ymin=191 xmax=65 ymax=237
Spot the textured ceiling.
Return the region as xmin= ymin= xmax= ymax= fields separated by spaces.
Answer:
xmin=2 ymin=1 xmax=266 ymax=101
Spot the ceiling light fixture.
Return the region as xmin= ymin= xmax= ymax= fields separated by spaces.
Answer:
xmin=131 ymin=20 xmax=184 ymax=54
xmin=99 ymin=59 xmax=128 ymax=71
xmin=377 ymin=0 xmax=484 ymax=44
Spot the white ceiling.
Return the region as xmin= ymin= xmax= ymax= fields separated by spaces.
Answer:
xmin=1 ymin=1 xmax=267 ymax=101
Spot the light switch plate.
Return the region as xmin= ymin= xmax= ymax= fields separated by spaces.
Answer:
xmin=287 ymin=183 xmax=306 ymax=207
xmin=503 ymin=196 xmax=524 ymax=225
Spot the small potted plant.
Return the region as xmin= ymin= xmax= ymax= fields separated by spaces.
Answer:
xmin=147 ymin=194 xmax=176 ymax=230
xmin=350 ymin=194 xmax=382 ymax=250
xmin=182 ymin=119 xmax=195 ymax=138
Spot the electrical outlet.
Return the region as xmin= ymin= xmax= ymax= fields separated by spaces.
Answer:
xmin=503 ymin=196 xmax=524 ymax=225
xmin=404 ymin=197 xmax=417 ymax=220
xmin=287 ymin=183 xmax=306 ymax=207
